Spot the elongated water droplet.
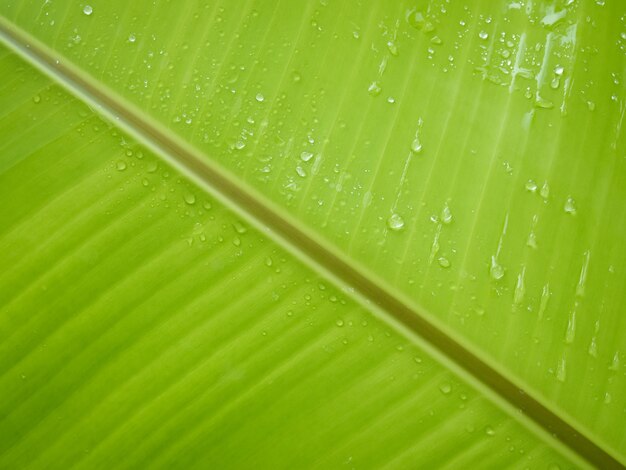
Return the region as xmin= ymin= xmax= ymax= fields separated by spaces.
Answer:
xmin=387 ymin=213 xmax=405 ymax=231
xmin=538 ymin=284 xmax=550 ymax=320
xmin=441 ymin=203 xmax=452 ymax=224
xmin=564 ymin=196 xmax=577 ymax=214
xmin=576 ymin=250 xmax=590 ymax=297
xmin=556 ymin=356 xmax=567 ymax=382
xmin=540 ymin=181 xmax=550 ymax=200
xmin=490 ymin=256 xmax=504 ymax=280
xmin=565 ymin=309 xmax=576 ymax=344
xmin=609 ymin=352 xmax=620 ymax=371
xmin=438 ymin=257 xmax=451 ymax=268
xmin=513 ymin=267 xmax=526 ymax=304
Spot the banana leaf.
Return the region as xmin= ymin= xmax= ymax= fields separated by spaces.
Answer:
xmin=0 ymin=0 xmax=624 ymax=468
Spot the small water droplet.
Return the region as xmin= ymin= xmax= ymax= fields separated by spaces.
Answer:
xmin=439 ymin=383 xmax=452 ymax=394
xmin=564 ymin=196 xmax=577 ymax=215
xmin=525 ymin=179 xmax=537 ymax=192
xmin=368 ymin=81 xmax=381 ymax=96
xmin=387 ymin=41 xmax=398 ymax=56
xmin=489 ymin=256 xmax=504 ymax=280
xmin=387 ymin=213 xmax=405 ymax=231
xmin=265 ymin=257 xmax=273 ymax=267
xmin=128 ymin=33 xmax=136 ymax=43
xmin=183 ymin=191 xmax=196 ymax=205
xmin=485 ymin=426 xmax=495 ymax=436
xmin=255 ymin=93 xmax=265 ymax=102
xmin=33 ymin=95 xmax=41 ymax=104
xmin=116 ymin=160 xmax=126 ymax=171
xmin=438 ymin=257 xmax=451 ymax=268
xmin=292 ymin=71 xmax=302 ymax=83
xmin=83 ymin=5 xmax=93 ymax=15
xmin=540 ymin=181 xmax=550 ymax=200
xmin=479 ymin=31 xmax=489 ymax=40
xmin=335 ymin=319 xmax=344 ymax=327
xmin=410 ymin=137 xmax=422 ymax=153
xmin=234 ymin=140 xmax=246 ymax=150
xmin=300 ymin=151 xmax=314 ymax=162
xmin=233 ymin=221 xmax=247 ymax=234
xmin=431 ymin=36 xmax=443 ymax=45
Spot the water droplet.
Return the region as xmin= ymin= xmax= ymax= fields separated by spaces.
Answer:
xmin=540 ymin=181 xmax=550 ymax=200
xmin=564 ymin=196 xmax=577 ymax=215
xmin=128 ymin=33 xmax=136 ymax=43
xmin=300 ymin=151 xmax=314 ymax=162
xmin=430 ymin=36 xmax=443 ymax=45
xmin=588 ymin=336 xmax=598 ymax=357
xmin=438 ymin=257 xmax=451 ymax=268
xmin=368 ymin=81 xmax=381 ymax=96
xmin=525 ymin=179 xmax=537 ymax=192
xmin=485 ymin=426 xmax=495 ymax=437
xmin=386 ymin=41 xmax=398 ymax=56
xmin=183 ymin=191 xmax=196 ymax=205
xmin=609 ymin=352 xmax=620 ymax=371
xmin=265 ymin=257 xmax=273 ymax=267
xmin=489 ymin=256 xmax=504 ymax=280
xmin=410 ymin=137 xmax=422 ymax=153
xmin=556 ymin=356 xmax=566 ymax=382
xmin=387 ymin=213 xmax=405 ymax=231
xmin=296 ymin=166 xmax=307 ymax=177
xmin=441 ymin=203 xmax=452 ymax=224
xmin=439 ymin=383 xmax=452 ymax=394
xmin=233 ymin=221 xmax=247 ymax=234
xmin=255 ymin=93 xmax=265 ymax=102
xmin=291 ymin=71 xmax=302 ymax=83
xmin=232 ymin=236 xmax=241 ymax=247
xmin=565 ymin=310 xmax=576 ymax=344
xmin=116 ymin=160 xmax=126 ymax=171
xmin=234 ymin=140 xmax=246 ymax=150
xmin=83 ymin=5 xmax=93 ymax=15
xmin=554 ymin=66 xmax=564 ymax=76
xmin=513 ymin=267 xmax=526 ymax=304
xmin=479 ymin=31 xmax=489 ymax=40
xmin=576 ymin=250 xmax=590 ymax=297
xmin=538 ymin=284 xmax=551 ymax=320
xmin=32 ymin=95 xmax=41 ymax=104
xmin=335 ymin=319 xmax=344 ymax=327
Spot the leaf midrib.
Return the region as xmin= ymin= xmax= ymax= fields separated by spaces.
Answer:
xmin=0 ymin=14 xmax=620 ymax=469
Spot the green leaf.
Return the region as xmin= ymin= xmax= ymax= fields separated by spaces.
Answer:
xmin=0 ymin=0 xmax=624 ymax=468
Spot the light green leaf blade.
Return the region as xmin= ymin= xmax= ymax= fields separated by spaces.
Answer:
xmin=1 ymin=0 xmax=625 ymax=467
xmin=0 ymin=45 xmax=577 ymax=469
